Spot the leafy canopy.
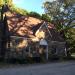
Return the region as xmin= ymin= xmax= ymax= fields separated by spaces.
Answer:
xmin=43 ymin=0 xmax=75 ymax=52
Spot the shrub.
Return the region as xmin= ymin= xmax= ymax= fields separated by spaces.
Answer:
xmin=41 ymin=14 xmax=51 ymax=22
xmin=28 ymin=11 xmax=41 ymax=19
xmin=10 ymin=5 xmax=29 ymax=15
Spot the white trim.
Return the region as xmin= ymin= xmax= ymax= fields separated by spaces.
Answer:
xmin=40 ymin=39 xmax=48 ymax=45
xmin=65 ymin=48 xmax=67 ymax=56
xmin=44 ymin=22 xmax=52 ymax=37
xmin=37 ymin=22 xmax=52 ymax=38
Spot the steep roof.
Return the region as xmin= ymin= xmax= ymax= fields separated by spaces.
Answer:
xmin=3 ymin=10 xmax=64 ymax=42
xmin=5 ymin=11 xmax=42 ymax=37
xmin=34 ymin=22 xmax=64 ymax=42
xmin=5 ymin=11 xmax=55 ymax=38
xmin=49 ymin=29 xmax=65 ymax=42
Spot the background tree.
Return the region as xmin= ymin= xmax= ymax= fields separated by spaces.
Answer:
xmin=43 ymin=0 xmax=75 ymax=30
xmin=0 ymin=0 xmax=13 ymax=7
xmin=0 ymin=0 xmax=4 ymax=7
xmin=41 ymin=14 xmax=51 ymax=22
xmin=5 ymin=0 xmax=13 ymax=6
xmin=0 ymin=0 xmax=12 ymax=60
xmin=43 ymin=0 xmax=75 ymax=54
xmin=28 ymin=11 xmax=41 ymax=19
xmin=0 ymin=4 xmax=11 ymax=60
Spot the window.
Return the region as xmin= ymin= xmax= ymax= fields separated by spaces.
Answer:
xmin=51 ymin=45 xmax=56 ymax=54
xmin=25 ymin=46 xmax=29 ymax=52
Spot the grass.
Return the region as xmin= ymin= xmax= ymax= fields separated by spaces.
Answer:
xmin=0 ymin=54 xmax=75 ymax=68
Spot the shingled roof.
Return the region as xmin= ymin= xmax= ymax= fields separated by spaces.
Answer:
xmin=4 ymin=11 xmax=54 ymax=38
xmin=5 ymin=11 xmax=41 ymax=37
xmin=3 ymin=9 xmax=64 ymax=42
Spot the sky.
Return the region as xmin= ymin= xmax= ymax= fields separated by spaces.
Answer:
xmin=13 ymin=0 xmax=54 ymax=14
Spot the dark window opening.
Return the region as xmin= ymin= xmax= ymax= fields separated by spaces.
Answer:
xmin=25 ymin=47 xmax=29 ymax=52
xmin=40 ymin=45 xmax=47 ymax=49
xmin=51 ymin=45 xmax=56 ymax=54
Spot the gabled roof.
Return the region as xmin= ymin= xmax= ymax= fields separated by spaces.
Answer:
xmin=5 ymin=11 xmax=42 ymax=37
xmin=49 ymin=29 xmax=65 ymax=42
xmin=5 ymin=11 xmax=55 ymax=38
xmin=37 ymin=22 xmax=53 ymax=37
xmin=32 ymin=21 xmax=55 ymax=35
xmin=34 ymin=22 xmax=65 ymax=42
xmin=3 ymin=10 xmax=64 ymax=42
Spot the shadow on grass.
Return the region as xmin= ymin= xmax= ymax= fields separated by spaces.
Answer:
xmin=0 ymin=56 xmax=75 ymax=68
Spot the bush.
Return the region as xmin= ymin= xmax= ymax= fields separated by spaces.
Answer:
xmin=41 ymin=14 xmax=51 ymax=22
xmin=28 ymin=11 xmax=41 ymax=19
xmin=10 ymin=5 xmax=29 ymax=15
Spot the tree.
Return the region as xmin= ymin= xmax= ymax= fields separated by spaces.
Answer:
xmin=5 ymin=0 xmax=13 ymax=6
xmin=41 ymin=14 xmax=51 ymax=22
xmin=29 ymin=11 xmax=41 ymax=19
xmin=0 ymin=0 xmax=4 ymax=7
xmin=43 ymin=1 xmax=60 ymax=19
xmin=0 ymin=4 xmax=10 ymax=60
xmin=0 ymin=0 xmax=13 ymax=7
xmin=43 ymin=0 xmax=75 ymax=54
xmin=11 ymin=5 xmax=28 ymax=15
xmin=43 ymin=0 xmax=75 ymax=29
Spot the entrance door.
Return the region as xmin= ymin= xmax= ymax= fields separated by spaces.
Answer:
xmin=39 ymin=39 xmax=48 ymax=60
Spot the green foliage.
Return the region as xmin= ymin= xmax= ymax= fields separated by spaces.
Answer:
xmin=43 ymin=0 xmax=75 ymax=53
xmin=0 ymin=0 xmax=13 ymax=7
xmin=10 ymin=5 xmax=29 ymax=15
xmin=41 ymin=14 xmax=51 ymax=22
xmin=58 ymin=0 xmax=75 ymax=7
xmin=0 ymin=0 xmax=4 ymax=7
xmin=5 ymin=0 xmax=13 ymax=6
xmin=28 ymin=12 xmax=51 ymax=22
xmin=0 ymin=0 xmax=28 ymax=15
xmin=28 ymin=11 xmax=41 ymax=19
xmin=43 ymin=1 xmax=60 ymax=19
xmin=43 ymin=0 xmax=75 ymax=32
xmin=43 ymin=0 xmax=75 ymax=27
xmin=66 ymin=28 xmax=75 ymax=52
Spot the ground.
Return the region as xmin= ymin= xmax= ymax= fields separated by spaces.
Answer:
xmin=0 ymin=61 xmax=75 ymax=75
